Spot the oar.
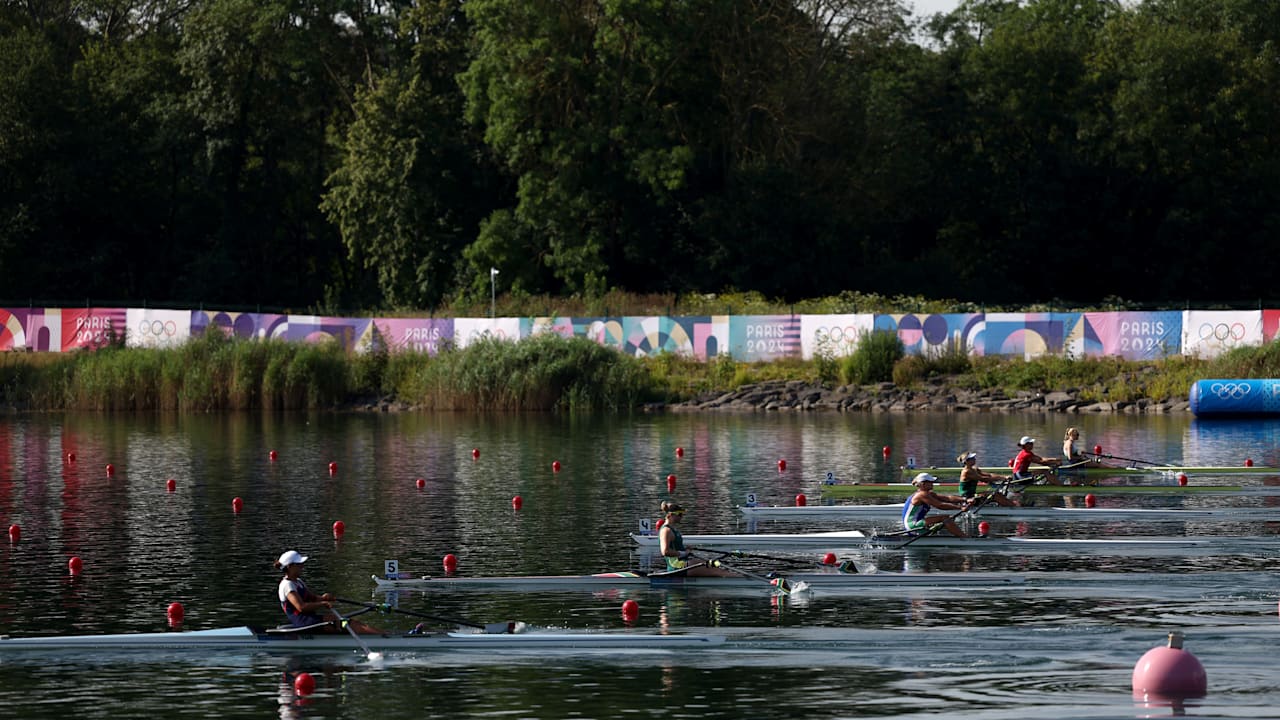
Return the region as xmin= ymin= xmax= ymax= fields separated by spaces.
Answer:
xmin=688 ymin=546 xmax=859 ymax=574
xmin=707 ymin=559 xmax=809 ymax=595
xmin=1093 ymin=452 xmax=1174 ymax=468
xmin=336 ymin=597 xmax=519 ymax=634
xmin=330 ymin=607 xmax=383 ymax=660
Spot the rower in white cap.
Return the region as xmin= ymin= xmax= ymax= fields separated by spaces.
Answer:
xmin=1012 ymin=436 xmax=1062 ymax=484
xmin=901 ymin=473 xmax=969 ymax=538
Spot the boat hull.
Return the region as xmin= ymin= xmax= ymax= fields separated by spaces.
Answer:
xmin=738 ymin=504 xmax=1280 ymax=521
xmin=896 ymin=464 xmax=1278 ymax=478
xmin=820 ymin=482 xmax=1280 ymax=499
xmin=371 ymin=570 xmax=1025 ymax=591
xmin=0 ymin=626 xmax=725 ymax=652
xmin=631 ymin=531 xmax=1276 ymax=554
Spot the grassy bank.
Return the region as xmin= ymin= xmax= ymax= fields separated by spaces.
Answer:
xmin=3 ymin=331 xmax=1280 ymax=411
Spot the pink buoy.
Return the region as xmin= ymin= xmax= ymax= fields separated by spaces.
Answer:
xmin=977 ymin=521 xmax=990 ymax=537
xmin=8 ymin=524 xmax=19 ymax=542
xmin=1132 ymin=632 xmax=1207 ymax=700
xmin=166 ymin=478 xmax=176 ymax=493
xmin=472 ymin=448 xmax=480 ymax=460
xmin=105 ymin=464 xmax=115 ymax=477
xmin=552 ymin=460 xmax=561 ymax=472
xmin=415 ymin=478 xmax=426 ymax=489
xmin=328 ymin=461 xmax=338 ymax=475
xmin=269 ymin=450 xmax=278 ymax=461
xmin=666 ymin=474 xmax=677 ymax=493
xmin=795 ymin=493 xmax=807 ymax=507
xmin=882 ymin=446 xmax=891 ymax=458
xmin=293 ymin=672 xmax=316 ymax=695
xmin=1245 ymin=458 xmax=1254 ymax=467
xmin=1177 ymin=473 xmax=1188 ymax=486
xmin=822 ymin=552 xmax=837 ymax=565
xmin=167 ymin=601 xmax=185 ymax=622
xmin=1084 ymin=493 xmax=1096 ymax=508
xmin=675 ymin=447 xmax=684 ymax=459
xmin=332 ymin=520 xmax=345 ymax=537
xmin=68 ymin=556 xmax=83 ymax=574
xmin=442 ymin=553 xmax=458 ymax=574
xmin=621 ymin=599 xmax=639 ymax=623
xmin=232 ymin=497 xmax=244 ymax=514
xmin=777 ymin=459 xmax=787 ymax=472
xmin=511 ymin=495 xmax=523 ymax=510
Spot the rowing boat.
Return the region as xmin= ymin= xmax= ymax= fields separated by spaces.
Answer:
xmin=0 ymin=626 xmax=725 ymax=652
xmin=370 ymin=570 xmax=1026 ymax=591
xmin=895 ymin=464 xmax=1279 ymax=478
xmin=630 ymin=531 xmax=1277 ymax=554
xmin=738 ymin=504 xmax=1280 ymax=521
xmin=820 ymin=482 xmax=1280 ymax=499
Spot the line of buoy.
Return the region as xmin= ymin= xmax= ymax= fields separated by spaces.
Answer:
xmin=442 ymin=553 xmax=458 ymax=574
xmin=621 ymin=599 xmax=639 ymax=623
xmin=232 ymin=497 xmax=244 ymax=514
xmin=415 ymin=478 xmax=425 ymax=489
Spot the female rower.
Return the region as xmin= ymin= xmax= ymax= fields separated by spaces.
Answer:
xmin=1013 ymin=436 xmax=1062 ymax=484
xmin=902 ymin=473 xmax=968 ymax=538
xmin=276 ymin=550 xmax=382 ymax=634
xmin=955 ymin=452 xmax=1018 ymax=507
xmin=657 ymin=502 xmax=735 ymax=577
xmin=1063 ymin=427 xmax=1092 ymax=463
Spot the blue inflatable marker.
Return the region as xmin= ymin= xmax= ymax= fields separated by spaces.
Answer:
xmin=1189 ymin=379 xmax=1280 ymax=417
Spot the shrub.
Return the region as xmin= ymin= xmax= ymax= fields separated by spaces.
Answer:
xmin=841 ymin=331 xmax=903 ymax=384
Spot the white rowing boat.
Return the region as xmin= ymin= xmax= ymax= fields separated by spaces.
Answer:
xmin=630 ymin=531 xmax=1278 ymax=554
xmin=0 ymin=625 xmax=725 ymax=652
xmin=370 ymin=570 xmax=1027 ymax=591
xmin=737 ymin=504 xmax=1280 ymax=521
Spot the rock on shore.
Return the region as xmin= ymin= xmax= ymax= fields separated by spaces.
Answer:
xmin=667 ymin=379 xmax=1190 ymax=414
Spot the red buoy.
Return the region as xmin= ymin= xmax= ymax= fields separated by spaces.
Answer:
xmin=1016 ymin=522 xmax=1029 ymax=535
xmin=68 ymin=556 xmax=83 ymax=574
xmin=552 ymin=460 xmax=561 ymax=472
xmin=332 ymin=520 xmax=345 ymax=537
xmin=1245 ymin=458 xmax=1254 ymax=467
xmin=167 ymin=602 xmax=185 ymax=622
xmin=328 ymin=461 xmax=338 ymax=475
xmin=166 ymin=478 xmax=176 ymax=493
xmin=442 ymin=553 xmax=458 ymax=574
xmin=777 ymin=459 xmax=787 ymax=472
xmin=472 ymin=448 xmax=480 ymax=460
xmin=675 ymin=447 xmax=684 ymax=458
xmin=1093 ymin=444 xmax=1103 ymax=456
xmin=655 ymin=518 xmax=665 ymax=530
xmin=822 ymin=552 xmax=837 ymax=565
xmin=977 ymin=521 xmax=991 ymax=537
xmin=105 ymin=464 xmax=115 ymax=477
xmin=795 ymin=493 xmax=807 ymax=507
xmin=269 ymin=450 xmax=278 ymax=461
xmin=232 ymin=497 xmax=244 ymax=514
xmin=66 ymin=451 xmax=76 ymax=463
xmin=511 ymin=495 xmax=523 ymax=510
xmin=1132 ymin=632 xmax=1207 ymax=700
xmin=621 ymin=599 xmax=640 ymax=623
xmin=1085 ymin=493 xmax=1096 ymax=508
xmin=666 ymin=474 xmax=677 ymax=493
xmin=1177 ymin=473 xmax=1188 ymax=486
xmin=882 ymin=446 xmax=891 ymax=458
xmin=415 ymin=478 xmax=426 ymax=489
xmin=8 ymin=524 xmax=19 ymax=542
xmin=293 ymin=672 xmax=316 ymax=695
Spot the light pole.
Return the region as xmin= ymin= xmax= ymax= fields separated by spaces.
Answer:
xmin=490 ymin=267 xmax=499 ymax=318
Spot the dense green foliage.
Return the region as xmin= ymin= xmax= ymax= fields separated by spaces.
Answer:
xmin=3 ymin=0 xmax=1280 ymax=311
xmin=843 ymin=330 xmax=906 ymax=384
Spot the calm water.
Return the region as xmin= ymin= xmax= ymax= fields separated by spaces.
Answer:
xmin=1 ymin=411 xmax=1279 ymax=719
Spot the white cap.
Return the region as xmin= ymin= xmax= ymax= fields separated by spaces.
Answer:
xmin=962 ymin=452 xmax=978 ymax=461
xmin=912 ymin=472 xmax=938 ymax=485
xmin=278 ymin=550 xmax=308 ymax=567
xmin=1019 ymin=436 xmax=1036 ymax=446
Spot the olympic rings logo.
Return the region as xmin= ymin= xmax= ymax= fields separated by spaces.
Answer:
xmin=1209 ymin=382 xmax=1251 ymax=400
xmin=138 ymin=320 xmax=178 ymax=337
xmin=1198 ymin=323 xmax=1246 ymax=343
xmin=813 ymin=326 xmax=861 ymax=351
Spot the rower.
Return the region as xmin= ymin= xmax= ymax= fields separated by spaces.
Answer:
xmin=657 ymin=502 xmax=735 ymax=577
xmin=1012 ymin=436 xmax=1062 ymax=485
xmin=276 ymin=550 xmax=382 ymax=634
xmin=955 ymin=452 xmax=1018 ymax=507
xmin=902 ymin=473 xmax=968 ymax=538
